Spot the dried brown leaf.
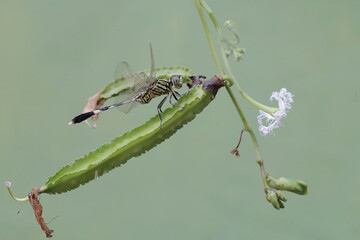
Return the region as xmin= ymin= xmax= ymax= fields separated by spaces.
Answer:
xmin=82 ymin=89 xmax=106 ymax=121
xmin=28 ymin=187 xmax=54 ymax=238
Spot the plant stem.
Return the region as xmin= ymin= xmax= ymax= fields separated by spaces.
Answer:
xmin=194 ymin=0 xmax=224 ymax=76
xmin=195 ymin=0 xmax=271 ymax=192
xmin=6 ymin=186 xmax=28 ymax=202
xmin=226 ymin=85 xmax=268 ymax=190
xmin=199 ymin=0 xmax=278 ymax=114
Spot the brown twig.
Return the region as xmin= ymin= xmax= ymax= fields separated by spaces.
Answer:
xmin=230 ymin=130 xmax=244 ymax=158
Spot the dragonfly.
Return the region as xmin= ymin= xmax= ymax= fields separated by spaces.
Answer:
xmin=68 ymin=45 xmax=184 ymax=128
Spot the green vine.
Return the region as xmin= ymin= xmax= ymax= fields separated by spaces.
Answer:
xmin=194 ymin=0 xmax=307 ymax=210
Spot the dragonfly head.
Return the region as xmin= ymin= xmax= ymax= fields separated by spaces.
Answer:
xmin=171 ymin=75 xmax=183 ymax=89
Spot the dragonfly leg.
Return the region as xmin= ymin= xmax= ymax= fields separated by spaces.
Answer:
xmin=169 ymin=93 xmax=183 ymax=108
xmin=174 ymin=91 xmax=181 ymax=97
xmin=157 ymin=95 xmax=168 ymax=128
xmin=174 ymin=91 xmax=188 ymax=98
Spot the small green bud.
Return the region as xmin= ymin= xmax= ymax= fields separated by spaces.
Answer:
xmin=266 ymin=176 xmax=307 ymax=195
xmin=266 ymin=176 xmax=278 ymax=189
xmin=234 ymin=51 xmax=242 ymax=62
xmin=237 ymin=48 xmax=246 ymax=54
xmin=266 ymin=190 xmax=281 ymax=210
xmin=224 ymin=20 xmax=234 ymax=29
xmin=275 ymin=190 xmax=287 ymax=202
xmin=278 ymin=199 xmax=285 ymax=209
xmin=276 ymin=177 xmax=308 ymax=195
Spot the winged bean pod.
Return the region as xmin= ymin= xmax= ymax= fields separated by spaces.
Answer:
xmin=40 ymin=75 xmax=224 ymax=194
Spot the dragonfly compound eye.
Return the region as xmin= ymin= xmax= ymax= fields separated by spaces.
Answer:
xmin=172 ymin=75 xmax=183 ymax=89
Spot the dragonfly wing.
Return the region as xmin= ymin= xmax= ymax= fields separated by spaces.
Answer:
xmin=149 ymin=44 xmax=155 ymax=78
xmin=121 ymin=100 xmax=139 ymax=114
xmin=111 ymin=46 xmax=157 ymax=114
xmin=128 ymin=44 xmax=156 ymax=92
xmin=113 ymin=61 xmax=146 ymax=99
xmin=132 ymin=72 xmax=154 ymax=92
xmin=114 ymin=89 xmax=140 ymax=114
xmin=114 ymin=61 xmax=135 ymax=80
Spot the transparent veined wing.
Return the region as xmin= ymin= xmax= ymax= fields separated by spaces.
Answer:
xmin=130 ymin=44 xmax=157 ymax=92
xmin=132 ymin=72 xmax=155 ymax=92
xmin=113 ymin=45 xmax=158 ymax=114
xmin=129 ymin=44 xmax=157 ymax=92
xmin=114 ymin=61 xmax=135 ymax=80
xmin=113 ymin=61 xmax=139 ymax=92
xmin=114 ymin=88 xmax=140 ymax=114
xmin=149 ymin=44 xmax=155 ymax=79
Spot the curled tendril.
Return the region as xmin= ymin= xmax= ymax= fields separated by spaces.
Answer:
xmin=221 ymin=20 xmax=246 ymax=62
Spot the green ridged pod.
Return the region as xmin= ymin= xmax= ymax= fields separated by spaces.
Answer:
xmin=40 ymin=74 xmax=224 ymax=194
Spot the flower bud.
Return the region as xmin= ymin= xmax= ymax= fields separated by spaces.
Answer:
xmin=275 ymin=190 xmax=287 ymax=202
xmin=5 ymin=181 xmax=11 ymax=188
xmin=267 ymin=176 xmax=308 ymax=195
xmin=277 ymin=177 xmax=308 ymax=195
xmin=266 ymin=190 xmax=284 ymax=210
xmin=224 ymin=20 xmax=234 ymax=28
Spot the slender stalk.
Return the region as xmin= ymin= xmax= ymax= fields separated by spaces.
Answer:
xmin=195 ymin=0 xmax=271 ymax=192
xmin=195 ymin=0 xmax=253 ymax=135
xmin=6 ymin=186 xmax=28 ymax=202
xmin=226 ymin=85 xmax=268 ymax=190
xmin=194 ymin=0 xmax=224 ymax=76
xmin=199 ymin=0 xmax=278 ymax=114
xmin=195 ymin=0 xmax=244 ymax=123
xmin=224 ymin=85 xmax=247 ymax=129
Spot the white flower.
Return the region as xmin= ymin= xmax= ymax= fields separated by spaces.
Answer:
xmin=257 ymin=88 xmax=294 ymax=136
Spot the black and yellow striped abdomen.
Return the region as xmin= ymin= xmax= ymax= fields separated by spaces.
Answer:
xmin=138 ymin=79 xmax=173 ymax=104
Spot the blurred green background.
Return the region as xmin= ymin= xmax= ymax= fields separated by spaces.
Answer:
xmin=1 ymin=0 xmax=359 ymax=239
